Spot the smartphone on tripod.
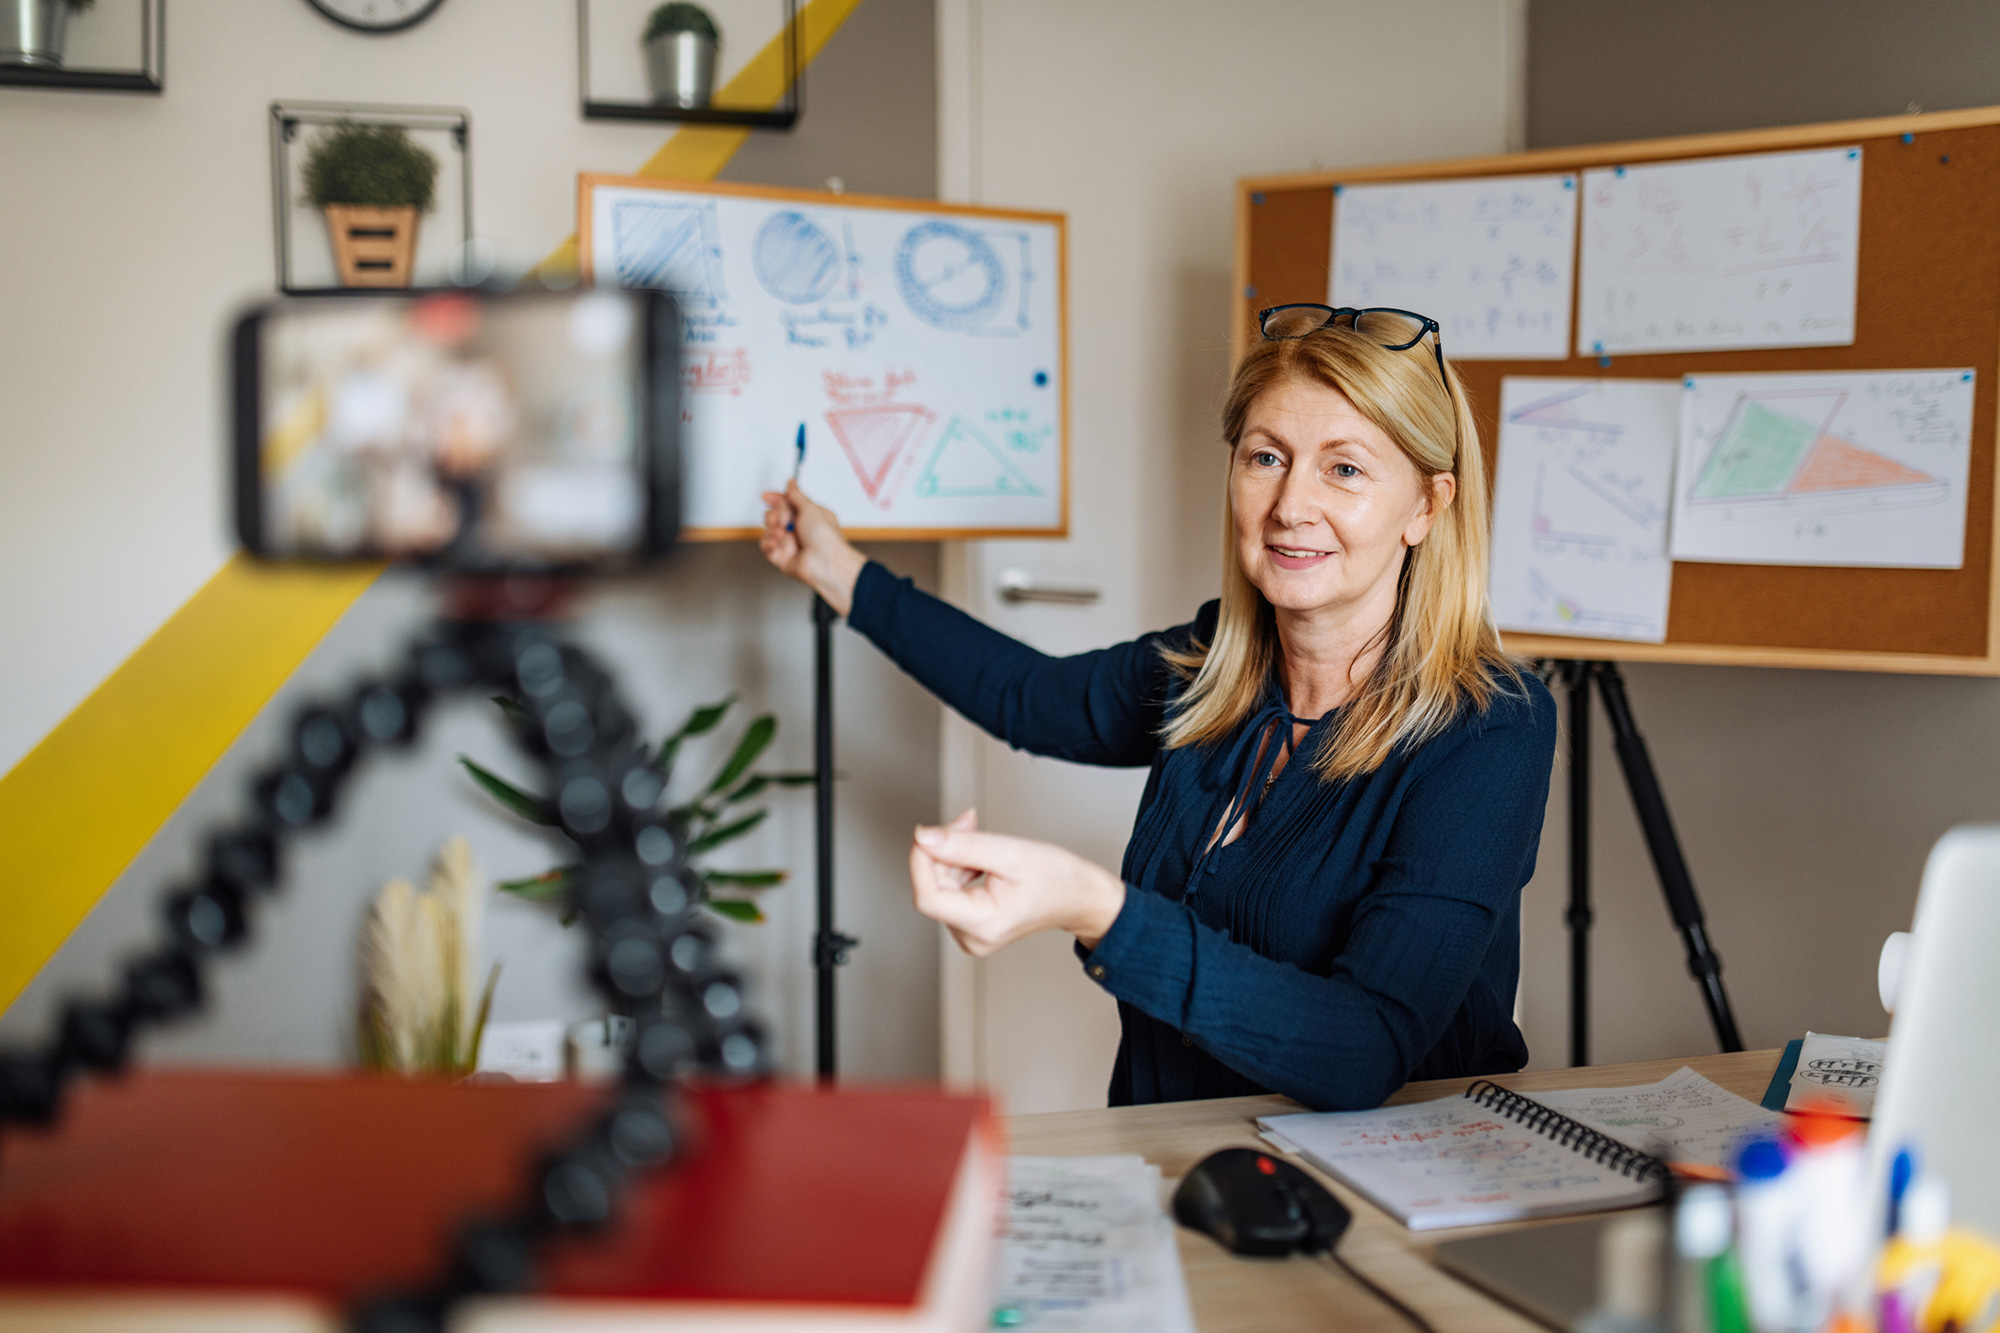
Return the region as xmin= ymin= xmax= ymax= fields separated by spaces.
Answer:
xmin=232 ymin=287 xmax=681 ymax=571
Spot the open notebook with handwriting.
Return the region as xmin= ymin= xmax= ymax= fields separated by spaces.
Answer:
xmin=1258 ymin=1067 xmax=1779 ymax=1231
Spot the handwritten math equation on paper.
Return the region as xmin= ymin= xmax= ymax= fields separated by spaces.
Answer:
xmin=1331 ymin=174 xmax=1578 ymax=361
xmin=994 ymin=1156 xmax=1195 ymax=1333
xmin=1490 ymin=377 xmax=1681 ymax=644
xmin=1578 ymin=146 xmax=1862 ymax=356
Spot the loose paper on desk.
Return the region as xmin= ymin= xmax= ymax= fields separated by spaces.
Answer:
xmin=1672 ymin=369 xmax=1974 ymax=567
xmin=1577 ymin=147 xmax=1861 ymax=356
xmin=1331 ymin=174 xmax=1577 ymax=360
xmin=1787 ymin=1032 xmax=1888 ymax=1119
xmin=993 ymin=1156 xmax=1195 ymax=1333
xmin=1490 ymin=377 xmax=1680 ymax=642
xmin=1532 ymin=1067 xmax=1782 ymax=1170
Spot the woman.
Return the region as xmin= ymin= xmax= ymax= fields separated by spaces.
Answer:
xmin=759 ymin=305 xmax=1555 ymax=1112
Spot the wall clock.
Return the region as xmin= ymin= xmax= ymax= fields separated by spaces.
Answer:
xmin=304 ymin=0 xmax=448 ymax=34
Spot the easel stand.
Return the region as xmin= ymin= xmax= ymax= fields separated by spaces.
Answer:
xmin=1558 ymin=660 xmax=1744 ymax=1066
xmin=811 ymin=595 xmax=857 ymax=1079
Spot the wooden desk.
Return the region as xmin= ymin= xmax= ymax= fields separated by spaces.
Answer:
xmin=1005 ymin=1049 xmax=1783 ymax=1333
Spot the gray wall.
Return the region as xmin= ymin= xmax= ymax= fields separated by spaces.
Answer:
xmin=0 ymin=0 xmax=948 ymax=1083
xmin=1527 ymin=0 xmax=2000 ymax=148
xmin=1513 ymin=2 xmax=2000 ymax=1067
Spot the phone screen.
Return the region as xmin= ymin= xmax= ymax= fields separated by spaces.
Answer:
xmin=238 ymin=289 xmax=677 ymax=568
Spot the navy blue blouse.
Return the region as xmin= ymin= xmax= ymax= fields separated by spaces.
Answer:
xmin=848 ymin=561 xmax=1557 ymax=1112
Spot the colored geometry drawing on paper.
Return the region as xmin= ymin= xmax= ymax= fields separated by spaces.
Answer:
xmin=753 ymin=210 xmax=849 ymax=305
xmin=824 ymin=402 xmax=935 ymax=510
xmin=913 ymin=416 xmax=1041 ymax=499
xmin=1688 ymin=392 xmax=1945 ymax=514
xmin=1490 ymin=378 xmax=1680 ymax=643
xmin=1672 ymin=370 xmax=1975 ymax=568
xmin=610 ymin=199 xmax=727 ymax=307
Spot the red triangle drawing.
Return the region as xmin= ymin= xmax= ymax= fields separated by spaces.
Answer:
xmin=825 ymin=404 xmax=936 ymax=507
xmin=1790 ymin=434 xmax=1935 ymax=493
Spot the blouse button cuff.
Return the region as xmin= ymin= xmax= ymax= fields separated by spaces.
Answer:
xmin=1088 ymin=964 xmax=1107 ymax=980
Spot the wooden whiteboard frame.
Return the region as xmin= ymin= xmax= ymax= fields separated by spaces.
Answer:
xmin=578 ymin=173 xmax=1071 ymax=543
xmin=1234 ymin=106 xmax=2000 ymax=675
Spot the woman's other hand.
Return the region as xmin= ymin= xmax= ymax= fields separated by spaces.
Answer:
xmin=909 ymin=811 xmax=1128 ymax=956
xmin=759 ymin=481 xmax=867 ymax=617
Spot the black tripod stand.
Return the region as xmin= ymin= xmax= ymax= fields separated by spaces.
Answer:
xmin=1555 ymin=660 xmax=1744 ymax=1067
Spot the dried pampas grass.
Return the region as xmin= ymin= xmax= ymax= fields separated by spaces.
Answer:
xmin=358 ymin=836 xmax=499 ymax=1076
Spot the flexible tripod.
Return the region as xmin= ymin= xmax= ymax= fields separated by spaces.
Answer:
xmin=1555 ymin=660 xmax=1744 ymax=1066
xmin=0 ymin=617 xmax=766 ymax=1333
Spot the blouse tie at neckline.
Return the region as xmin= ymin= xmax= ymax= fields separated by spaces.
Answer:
xmin=1182 ymin=698 xmax=1329 ymax=894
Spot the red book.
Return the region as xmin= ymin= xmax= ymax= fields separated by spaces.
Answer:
xmin=0 ymin=1070 xmax=999 ymax=1330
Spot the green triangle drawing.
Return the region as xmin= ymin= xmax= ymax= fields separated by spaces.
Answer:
xmin=913 ymin=416 xmax=1041 ymax=498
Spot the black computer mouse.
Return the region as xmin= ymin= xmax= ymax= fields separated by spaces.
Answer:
xmin=1172 ymin=1147 xmax=1352 ymax=1257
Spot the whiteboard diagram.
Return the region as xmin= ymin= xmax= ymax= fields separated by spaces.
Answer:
xmin=1330 ymin=173 xmax=1577 ymax=360
xmin=894 ymin=219 xmax=1035 ymax=335
xmin=580 ymin=176 xmax=1066 ymax=537
xmin=1577 ymin=147 xmax=1861 ymax=356
xmin=1490 ymin=378 xmax=1681 ymax=643
xmin=1673 ymin=371 xmax=1974 ymax=568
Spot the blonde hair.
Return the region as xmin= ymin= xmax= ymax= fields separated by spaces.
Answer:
xmin=1160 ymin=325 xmax=1518 ymax=781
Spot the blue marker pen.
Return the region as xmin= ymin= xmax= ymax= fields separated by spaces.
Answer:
xmin=787 ymin=422 xmax=806 ymax=531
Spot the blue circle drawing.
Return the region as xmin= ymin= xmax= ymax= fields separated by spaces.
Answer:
xmin=753 ymin=211 xmax=842 ymax=304
xmin=1033 ymin=370 xmax=1049 ymax=387
xmin=894 ymin=220 xmax=1006 ymax=331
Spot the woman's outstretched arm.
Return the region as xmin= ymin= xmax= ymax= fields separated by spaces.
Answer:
xmin=760 ymin=483 xmax=1182 ymax=768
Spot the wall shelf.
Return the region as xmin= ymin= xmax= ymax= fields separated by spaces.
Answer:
xmin=576 ymin=0 xmax=799 ymax=130
xmin=0 ymin=0 xmax=164 ymax=93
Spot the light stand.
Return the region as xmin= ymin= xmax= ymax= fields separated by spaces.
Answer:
xmin=810 ymin=594 xmax=857 ymax=1079
xmin=1557 ymin=660 xmax=1745 ymax=1066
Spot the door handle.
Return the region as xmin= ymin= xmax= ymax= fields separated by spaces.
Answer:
xmin=996 ymin=568 xmax=1101 ymax=605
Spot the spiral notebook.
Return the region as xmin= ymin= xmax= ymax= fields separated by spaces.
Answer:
xmin=1258 ymin=1070 xmax=1771 ymax=1232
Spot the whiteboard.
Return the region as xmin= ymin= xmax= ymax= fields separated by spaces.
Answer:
xmin=1329 ymin=173 xmax=1577 ymax=360
xmin=578 ymin=175 xmax=1067 ymax=539
xmin=1577 ymin=147 xmax=1862 ymax=357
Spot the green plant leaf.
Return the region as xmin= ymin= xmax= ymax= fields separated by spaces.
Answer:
xmin=706 ymin=715 xmax=776 ymax=795
xmin=655 ymin=695 xmax=736 ymax=774
xmin=723 ymin=774 xmax=769 ymax=804
xmin=703 ymin=869 xmax=786 ymax=889
xmin=765 ymin=771 xmax=818 ymax=787
xmin=497 ymin=867 xmax=574 ymax=902
xmin=459 ymin=756 xmax=557 ymax=826
xmin=705 ymin=899 xmax=765 ymax=924
xmin=686 ymin=808 xmax=767 ymax=855
xmin=462 ymin=962 xmax=502 ymax=1076
xmin=489 ymin=695 xmax=530 ymax=725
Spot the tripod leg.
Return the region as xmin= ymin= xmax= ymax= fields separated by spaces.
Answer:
xmin=1565 ymin=662 xmax=1591 ymax=1068
xmin=1591 ymin=663 xmax=1745 ymax=1053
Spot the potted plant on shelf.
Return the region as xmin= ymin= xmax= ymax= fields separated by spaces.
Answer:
xmin=301 ymin=120 xmax=439 ymax=288
xmin=460 ymin=694 xmax=812 ymax=927
xmin=642 ymin=2 xmax=720 ymax=109
xmin=1 ymin=0 xmax=94 ymax=69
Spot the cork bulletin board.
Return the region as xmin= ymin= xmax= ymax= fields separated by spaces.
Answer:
xmin=1234 ymin=107 xmax=2000 ymax=674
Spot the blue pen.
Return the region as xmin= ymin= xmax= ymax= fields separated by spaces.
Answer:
xmin=786 ymin=422 xmax=806 ymax=531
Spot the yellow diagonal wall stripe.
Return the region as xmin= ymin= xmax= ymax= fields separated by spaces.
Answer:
xmin=0 ymin=0 xmax=866 ymax=1016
